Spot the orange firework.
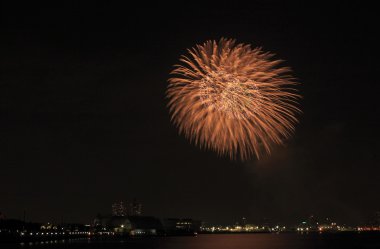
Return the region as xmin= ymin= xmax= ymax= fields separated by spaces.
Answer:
xmin=167 ymin=38 xmax=301 ymax=160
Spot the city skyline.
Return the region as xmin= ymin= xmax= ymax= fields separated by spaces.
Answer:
xmin=1 ymin=202 xmax=379 ymax=229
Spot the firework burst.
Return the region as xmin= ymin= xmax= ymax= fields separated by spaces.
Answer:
xmin=167 ymin=38 xmax=301 ymax=160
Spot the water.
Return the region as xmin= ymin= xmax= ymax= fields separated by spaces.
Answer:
xmin=4 ymin=233 xmax=380 ymax=249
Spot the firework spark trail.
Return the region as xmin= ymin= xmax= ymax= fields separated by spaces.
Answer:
xmin=167 ymin=38 xmax=301 ymax=160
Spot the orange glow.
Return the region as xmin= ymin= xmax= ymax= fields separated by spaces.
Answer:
xmin=167 ymin=38 xmax=301 ymax=160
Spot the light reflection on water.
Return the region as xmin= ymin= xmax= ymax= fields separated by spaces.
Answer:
xmin=12 ymin=233 xmax=380 ymax=249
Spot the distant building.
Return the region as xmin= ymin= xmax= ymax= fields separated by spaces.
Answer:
xmin=307 ymin=215 xmax=319 ymax=231
xmin=376 ymin=211 xmax=380 ymax=227
xmin=106 ymin=216 xmax=132 ymax=234
xmin=93 ymin=215 xmax=163 ymax=236
xmin=112 ymin=199 xmax=142 ymax=217
xmin=112 ymin=201 xmax=127 ymax=217
xmin=241 ymin=217 xmax=247 ymax=227
xmin=162 ymin=218 xmax=201 ymax=235
xmin=368 ymin=211 xmax=380 ymax=227
xmin=128 ymin=216 xmax=163 ymax=236
xmin=129 ymin=199 xmax=142 ymax=216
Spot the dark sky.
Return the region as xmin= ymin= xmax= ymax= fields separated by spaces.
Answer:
xmin=1 ymin=2 xmax=379 ymax=226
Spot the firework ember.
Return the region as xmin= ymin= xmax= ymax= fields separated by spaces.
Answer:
xmin=167 ymin=38 xmax=301 ymax=160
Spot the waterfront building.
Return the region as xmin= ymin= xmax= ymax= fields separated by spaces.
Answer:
xmin=162 ymin=218 xmax=201 ymax=235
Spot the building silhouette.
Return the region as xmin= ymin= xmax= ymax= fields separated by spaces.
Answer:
xmin=112 ymin=201 xmax=127 ymax=216
xmin=129 ymin=198 xmax=142 ymax=216
xmin=111 ymin=199 xmax=142 ymax=217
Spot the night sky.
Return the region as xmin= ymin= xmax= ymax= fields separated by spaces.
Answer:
xmin=1 ymin=2 xmax=379 ymax=225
